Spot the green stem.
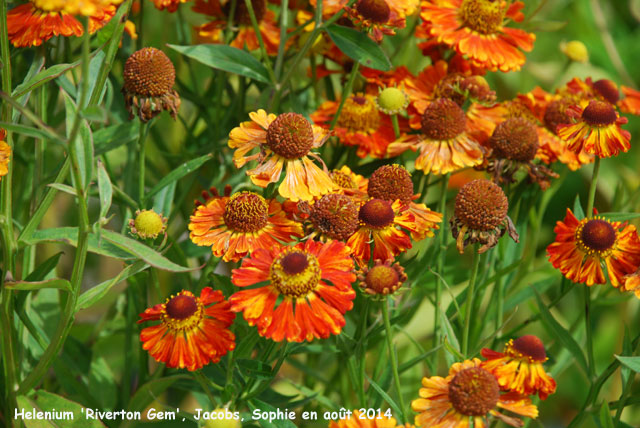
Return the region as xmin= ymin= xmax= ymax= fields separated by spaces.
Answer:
xmin=193 ymin=371 xmax=221 ymax=407
xmin=461 ymin=247 xmax=481 ymax=357
xmin=0 ymin=0 xmax=18 ymax=420
xmin=586 ymin=157 xmax=600 ymax=216
xmin=244 ymin=0 xmax=277 ymax=84
xmin=273 ymin=0 xmax=289 ymax=80
xmin=433 ymin=173 xmax=450 ymax=345
xmin=381 ymin=298 xmax=406 ymax=422
xmin=138 ymin=122 xmax=148 ymax=205
xmin=329 ymin=62 xmax=360 ymax=130
xmin=357 ymin=299 xmax=369 ymax=406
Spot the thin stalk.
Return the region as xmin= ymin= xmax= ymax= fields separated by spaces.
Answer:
xmin=583 ymin=156 xmax=600 ymax=378
xmin=356 ymin=299 xmax=369 ymax=406
xmin=433 ymin=173 xmax=450 ymax=345
xmin=390 ymin=114 xmax=400 ymax=139
xmin=381 ymin=298 xmax=406 ymax=422
xmin=138 ymin=122 xmax=148 ymax=204
xmin=461 ymin=247 xmax=481 ymax=356
xmin=329 ymin=62 xmax=360 ymax=130
xmin=193 ymin=371 xmax=221 ymax=407
xmin=244 ymin=0 xmax=277 ymax=84
xmin=0 ymin=0 xmax=18 ymax=419
xmin=274 ymin=0 xmax=289 ymax=80
xmin=586 ymin=157 xmax=600 ymax=215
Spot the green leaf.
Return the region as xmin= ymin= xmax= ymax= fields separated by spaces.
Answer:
xmin=62 ymin=90 xmax=94 ymax=190
xmin=573 ymin=194 xmax=585 ymax=219
xmin=168 ymin=44 xmax=271 ymax=83
xmin=94 ymin=122 xmax=139 ymax=155
xmin=80 ymin=105 xmax=107 ymax=123
xmin=100 ymin=229 xmax=195 ymax=272
xmin=599 ymin=402 xmax=615 ymax=428
xmin=0 ymin=122 xmax=65 ymax=144
xmin=599 ymin=212 xmax=640 ymax=222
xmin=17 ymin=391 xmax=107 ymax=427
xmin=614 ymin=355 xmax=640 ymax=373
xmin=237 ymin=358 xmax=274 ymax=380
xmin=5 ymin=278 xmax=72 ymax=293
xmin=47 ymin=183 xmax=77 ymax=196
xmin=12 ymin=61 xmax=81 ymax=99
xmin=144 ymin=153 xmax=212 ymax=203
xmin=97 ymin=160 xmax=113 ymax=220
xmin=325 ymin=25 xmax=392 ymax=71
xmin=534 ymin=289 xmax=589 ymax=374
xmin=76 ymin=261 xmax=148 ymax=311
xmin=25 ymin=252 xmax=64 ymax=282
xmin=153 ymin=181 xmax=176 ymax=218
xmin=365 ymin=375 xmax=402 ymax=420
xmin=24 ymin=227 xmax=134 ymax=260
xmin=88 ymin=357 xmax=117 ymax=409
xmin=128 ymin=375 xmax=190 ymax=412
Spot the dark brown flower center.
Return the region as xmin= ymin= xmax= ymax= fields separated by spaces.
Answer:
xmin=510 ymin=335 xmax=547 ymax=362
xmin=490 ymin=117 xmax=539 ymax=162
xmin=455 ymin=179 xmax=508 ymax=231
xmin=448 ymin=367 xmax=500 ymax=416
xmin=592 ymin=79 xmax=619 ymax=104
xmin=368 ymin=164 xmax=414 ymax=204
xmin=266 ymin=113 xmax=314 ymax=159
xmin=433 ymin=74 xmax=466 ymax=106
xmin=223 ymin=192 xmax=269 ymax=233
xmin=421 ymin=98 xmax=467 ymax=140
xmin=580 ymin=219 xmax=616 ymax=252
xmin=165 ymin=294 xmax=198 ymax=320
xmin=582 ymin=100 xmax=617 ymax=126
xmin=310 ymin=194 xmax=359 ymax=240
xmin=544 ymin=98 xmax=572 ymax=134
xmin=356 ymin=0 xmax=391 ymax=23
xmin=223 ymin=0 xmax=266 ymax=26
xmin=359 ymin=199 xmax=395 ymax=228
xmin=459 ymin=0 xmax=505 ymax=35
xmin=270 ymin=250 xmax=321 ymax=297
xmin=281 ymin=252 xmax=309 ymax=275
xmin=123 ymin=47 xmax=176 ymax=97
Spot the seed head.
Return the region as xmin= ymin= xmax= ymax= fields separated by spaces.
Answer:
xmin=266 ymin=113 xmax=314 ymax=159
xmin=490 ymin=117 xmax=539 ymax=162
xmin=367 ymin=164 xmax=413 ymax=204
xmin=421 ymin=98 xmax=467 ymax=140
xmin=455 ymin=180 xmax=508 ymax=231
xmin=123 ymin=48 xmax=176 ymax=97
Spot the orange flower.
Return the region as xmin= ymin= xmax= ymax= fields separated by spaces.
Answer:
xmin=481 ymin=335 xmax=557 ymax=400
xmin=230 ymin=240 xmax=356 ymax=342
xmin=620 ymin=85 xmax=640 ymax=116
xmin=0 ymin=129 xmax=11 ymax=181
xmin=557 ymin=100 xmax=630 ymax=158
xmin=7 ymin=1 xmax=116 ymax=47
xmin=387 ymin=98 xmax=484 ymax=175
xmin=328 ymin=409 xmax=397 ymax=428
xmin=193 ymin=0 xmax=280 ymax=54
xmin=623 ymin=268 xmax=640 ymax=299
xmin=228 ymin=109 xmax=335 ymax=201
xmin=311 ymin=94 xmax=399 ymax=159
xmin=547 ymin=209 xmax=640 ymax=287
xmin=346 ymin=199 xmax=417 ymax=266
xmin=344 ymin=0 xmax=409 ymax=41
xmin=150 ymin=0 xmax=188 ymax=12
xmin=411 ymin=359 xmax=538 ymax=428
xmin=189 ymin=188 xmax=303 ymax=262
xmin=330 ymin=165 xmax=369 ymax=197
xmin=420 ymin=0 xmax=535 ymax=72
xmin=138 ymin=288 xmax=236 ymax=371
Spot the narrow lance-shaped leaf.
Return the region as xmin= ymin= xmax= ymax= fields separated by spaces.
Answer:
xmin=325 ymin=25 xmax=392 ymax=71
xmin=62 ymin=89 xmax=94 ymax=190
xmin=144 ymin=153 xmax=212 ymax=202
xmin=97 ymin=160 xmax=113 ymax=220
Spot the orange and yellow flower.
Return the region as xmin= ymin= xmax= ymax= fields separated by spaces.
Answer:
xmin=7 ymin=0 xmax=117 ymax=47
xmin=228 ymin=109 xmax=335 ymax=201
xmin=344 ymin=0 xmax=410 ymax=41
xmin=311 ymin=94 xmax=399 ymax=159
xmin=420 ymin=0 xmax=535 ymax=72
xmin=557 ymin=100 xmax=630 ymax=158
xmin=150 ymin=0 xmax=189 ymax=12
xmin=138 ymin=287 xmax=236 ymax=371
xmin=189 ymin=188 xmax=303 ymax=262
xmin=411 ymin=358 xmax=538 ymax=428
xmin=481 ymin=335 xmax=557 ymax=400
xmin=387 ymin=98 xmax=484 ymax=175
xmin=623 ymin=268 xmax=640 ymax=299
xmin=328 ymin=409 xmax=397 ymax=428
xmin=620 ymin=85 xmax=640 ymax=116
xmin=230 ymin=240 xmax=356 ymax=342
xmin=193 ymin=0 xmax=280 ymax=54
xmin=0 ymin=129 xmax=11 ymax=181
xmin=547 ymin=209 xmax=640 ymax=287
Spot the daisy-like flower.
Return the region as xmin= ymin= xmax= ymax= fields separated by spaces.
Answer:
xmin=122 ymin=47 xmax=181 ymax=122
xmin=623 ymin=268 xmax=640 ymax=299
xmin=358 ymin=259 xmax=408 ymax=297
xmin=346 ymin=198 xmax=417 ymax=266
xmin=547 ymin=209 xmax=640 ymax=287
xmin=138 ymin=287 xmax=236 ymax=371
xmin=129 ymin=209 xmax=167 ymax=239
xmin=189 ymin=188 xmax=303 ymax=262
xmin=451 ymin=179 xmax=518 ymax=254
xmin=328 ymin=409 xmax=397 ymax=428
xmin=193 ymin=0 xmax=280 ymax=54
xmin=228 ymin=110 xmax=335 ymax=201
xmin=367 ymin=164 xmax=442 ymax=240
xmin=481 ymin=335 xmax=557 ymax=400
xmin=420 ymin=0 xmax=535 ymax=72
xmin=344 ymin=0 xmax=410 ymax=41
xmin=306 ymin=193 xmax=360 ymax=241
xmin=0 ymin=129 xmax=10 ymax=181
xmin=620 ymin=85 xmax=640 ymax=116
xmin=7 ymin=0 xmax=117 ymax=47
xmin=312 ymin=94 xmax=399 ymax=159
xmin=150 ymin=0 xmax=188 ymax=12
xmin=230 ymin=240 xmax=356 ymax=342
xmin=487 ymin=117 xmax=558 ymax=189
xmin=330 ymin=165 xmax=369 ymax=196
xmin=411 ymin=359 xmax=538 ymax=428
xmin=557 ymin=100 xmax=630 ymax=158
xmin=387 ymin=98 xmax=484 ymax=175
